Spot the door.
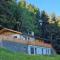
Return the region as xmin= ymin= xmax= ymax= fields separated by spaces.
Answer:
xmin=31 ymin=47 xmax=34 ymax=54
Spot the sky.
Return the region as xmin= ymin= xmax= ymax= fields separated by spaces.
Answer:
xmin=18 ymin=0 xmax=60 ymax=16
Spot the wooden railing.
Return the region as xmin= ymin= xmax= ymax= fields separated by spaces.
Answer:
xmin=0 ymin=35 xmax=52 ymax=48
xmin=0 ymin=35 xmax=28 ymax=44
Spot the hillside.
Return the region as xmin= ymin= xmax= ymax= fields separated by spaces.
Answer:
xmin=0 ymin=0 xmax=60 ymax=54
xmin=0 ymin=48 xmax=60 ymax=60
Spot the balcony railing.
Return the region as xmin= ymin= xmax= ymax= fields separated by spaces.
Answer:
xmin=0 ymin=35 xmax=52 ymax=48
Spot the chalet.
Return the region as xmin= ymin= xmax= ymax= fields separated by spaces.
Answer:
xmin=0 ymin=28 xmax=35 ymax=41
xmin=0 ymin=28 xmax=56 ymax=55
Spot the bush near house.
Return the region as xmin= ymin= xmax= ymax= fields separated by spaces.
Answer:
xmin=0 ymin=48 xmax=60 ymax=60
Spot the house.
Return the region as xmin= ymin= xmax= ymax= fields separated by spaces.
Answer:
xmin=0 ymin=28 xmax=56 ymax=55
xmin=0 ymin=28 xmax=35 ymax=41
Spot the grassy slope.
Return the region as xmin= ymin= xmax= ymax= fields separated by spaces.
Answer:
xmin=0 ymin=48 xmax=60 ymax=60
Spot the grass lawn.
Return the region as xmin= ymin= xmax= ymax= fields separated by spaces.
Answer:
xmin=0 ymin=48 xmax=60 ymax=60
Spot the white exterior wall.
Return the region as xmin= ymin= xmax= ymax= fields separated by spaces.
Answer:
xmin=43 ymin=48 xmax=47 ymax=55
xmin=28 ymin=45 xmax=36 ymax=55
xmin=11 ymin=34 xmax=35 ymax=41
xmin=11 ymin=34 xmax=20 ymax=39
xmin=28 ymin=45 xmax=54 ymax=55
xmin=37 ymin=47 xmax=43 ymax=54
xmin=46 ymin=48 xmax=52 ymax=55
xmin=20 ymin=35 xmax=25 ymax=40
xmin=28 ymin=37 xmax=35 ymax=41
xmin=28 ymin=45 xmax=32 ymax=55
xmin=11 ymin=34 xmax=26 ymax=40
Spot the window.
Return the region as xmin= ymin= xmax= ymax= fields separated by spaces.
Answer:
xmin=51 ymin=49 xmax=54 ymax=54
xmin=31 ymin=47 xmax=34 ymax=54
xmin=42 ymin=48 xmax=43 ymax=54
xmin=14 ymin=36 xmax=17 ymax=38
xmin=46 ymin=48 xmax=50 ymax=55
xmin=28 ymin=37 xmax=30 ymax=40
xmin=35 ymin=48 xmax=37 ymax=54
xmin=47 ymin=49 xmax=49 ymax=54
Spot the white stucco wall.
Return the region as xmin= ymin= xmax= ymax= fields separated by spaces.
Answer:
xmin=11 ymin=34 xmax=35 ymax=40
xmin=11 ymin=34 xmax=26 ymax=40
xmin=28 ymin=37 xmax=35 ymax=41
xmin=43 ymin=48 xmax=47 ymax=55
xmin=37 ymin=47 xmax=43 ymax=55
xmin=20 ymin=35 xmax=25 ymax=40
xmin=28 ymin=45 xmax=31 ymax=55
xmin=11 ymin=34 xmax=35 ymax=41
xmin=12 ymin=34 xmax=20 ymax=39
xmin=28 ymin=45 xmax=36 ymax=55
xmin=28 ymin=45 xmax=55 ymax=55
xmin=46 ymin=48 xmax=52 ymax=55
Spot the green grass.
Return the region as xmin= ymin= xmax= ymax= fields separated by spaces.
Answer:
xmin=0 ymin=48 xmax=60 ymax=60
